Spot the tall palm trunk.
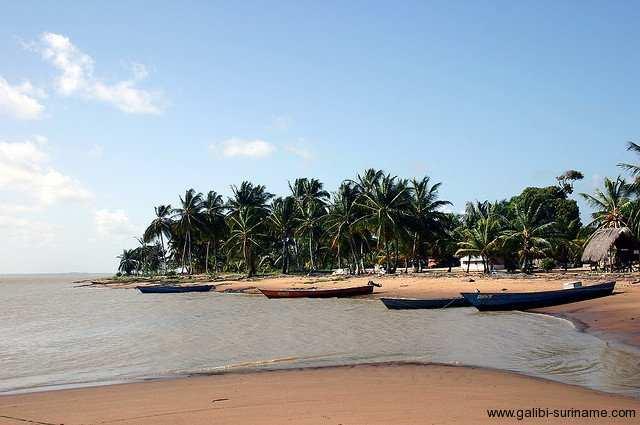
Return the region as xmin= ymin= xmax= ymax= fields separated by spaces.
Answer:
xmin=348 ymin=236 xmax=359 ymax=274
xmin=159 ymin=233 xmax=166 ymax=273
xmin=205 ymin=241 xmax=210 ymax=274
xmin=181 ymin=237 xmax=188 ymax=274
xmin=384 ymin=240 xmax=391 ymax=273
xmin=281 ymin=236 xmax=288 ymax=274
xmin=308 ymin=233 xmax=315 ymax=272
xmin=411 ymin=233 xmax=418 ymax=272
xmin=187 ymin=231 xmax=193 ymax=274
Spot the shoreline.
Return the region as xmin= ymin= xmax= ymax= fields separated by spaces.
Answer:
xmin=3 ymin=273 xmax=638 ymax=423
xmin=89 ymin=271 xmax=640 ymax=351
xmin=2 ymin=363 xmax=638 ymax=425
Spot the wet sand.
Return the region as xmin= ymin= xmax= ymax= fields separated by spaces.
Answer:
xmin=1 ymin=363 xmax=638 ymax=425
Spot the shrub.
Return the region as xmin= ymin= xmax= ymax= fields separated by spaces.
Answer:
xmin=541 ymin=258 xmax=555 ymax=272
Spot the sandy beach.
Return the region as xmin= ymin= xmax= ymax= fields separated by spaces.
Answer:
xmin=3 ymin=272 xmax=639 ymax=424
xmin=1 ymin=363 xmax=638 ymax=425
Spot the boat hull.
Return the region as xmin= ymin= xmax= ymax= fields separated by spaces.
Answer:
xmin=259 ymin=285 xmax=374 ymax=299
xmin=461 ymin=281 xmax=615 ymax=311
xmin=136 ymin=284 xmax=214 ymax=294
xmin=380 ymin=297 xmax=471 ymax=309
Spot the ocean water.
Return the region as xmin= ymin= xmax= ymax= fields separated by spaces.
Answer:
xmin=1 ymin=274 xmax=639 ymax=396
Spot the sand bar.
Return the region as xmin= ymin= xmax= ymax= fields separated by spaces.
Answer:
xmin=1 ymin=363 xmax=639 ymax=425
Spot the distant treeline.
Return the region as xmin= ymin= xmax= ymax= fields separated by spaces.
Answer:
xmin=117 ymin=143 xmax=640 ymax=276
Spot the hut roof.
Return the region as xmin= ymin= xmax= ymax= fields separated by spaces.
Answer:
xmin=581 ymin=227 xmax=635 ymax=263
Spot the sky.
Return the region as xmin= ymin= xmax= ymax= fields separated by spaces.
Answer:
xmin=1 ymin=0 xmax=639 ymax=273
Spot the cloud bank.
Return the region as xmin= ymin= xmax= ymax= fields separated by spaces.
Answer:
xmin=37 ymin=32 xmax=165 ymax=114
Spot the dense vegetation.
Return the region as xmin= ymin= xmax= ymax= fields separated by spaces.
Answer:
xmin=117 ymin=143 xmax=640 ymax=276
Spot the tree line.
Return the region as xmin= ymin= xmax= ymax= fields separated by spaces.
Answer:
xmin=117 ymin=143 xmax=640 ymax=276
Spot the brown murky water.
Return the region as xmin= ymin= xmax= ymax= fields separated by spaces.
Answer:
xmin=1 ymin=274 xmax=639 ymax=396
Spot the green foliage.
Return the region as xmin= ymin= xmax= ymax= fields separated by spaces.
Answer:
xmin=541 ymin=258 xmax=555 ymax=272
xmin=122 ymin=152 xmax=640 ymax=275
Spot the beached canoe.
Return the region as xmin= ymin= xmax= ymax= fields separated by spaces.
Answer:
xmin=136 ymin=284 xmax=214 ymax=294
xmin=259 ymin=284 xmax=375 ymax=299
xmin=380 ymin=297 xmax=471 ymax=309
xmin=461 ymin=281 xmax=615 ymax=311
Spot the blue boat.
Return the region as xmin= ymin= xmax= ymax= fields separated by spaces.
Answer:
xmin=136 ymin=284 xmax=214 ymax=294
xmin=461 ymin=281 xmax=615 ymax=311
xmin=380 ymin=297 xmax=471 ymax=309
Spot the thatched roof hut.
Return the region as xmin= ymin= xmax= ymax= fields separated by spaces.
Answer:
xmin=581 ymin=227 xmax=638 ymax=264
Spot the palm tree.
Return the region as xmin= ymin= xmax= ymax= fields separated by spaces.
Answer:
xmin=117 ymin=249 xmax=138 ymax=275
xmin=580 ymin=176 xmax=631 ymax=229
xmin=501 ymin=198 xmax=556 ymax=273
xmin=407 ymin=177 xmax=451 ymax=272
xmin=359 ymin=174 xmax=410 ymax=273
xmin=294 ymin=201 xmax=326 ymax=272
xmin=202 ymin=191 xmax=226 ymax=274
xmin=289 ymin=178 xmax=329 ymax=272
xmin=326 ymin=182 xmax=365 ymax=273
xmin=172 ymin=188 xmax=204 ymax=274
xmin=289 ymin=178 xmax=329 ymax=208
xmin=143 ymin=204 xmax=172 ymax=270
xmin=354 ymin=168 xmax=384 ymax=194
xmin=227 ymin=182 xmax=273 ymax=276
xmin=228 ymin=181 xmax=273 ymax=214
xmin=463 ymin=200 xmax=493 ymax=227
xmin=618 ymin=141 xmax=640 ymax=181
xmin=456 ymin=216 xmax=502 ymax=273
xmin=226 ymin=207 xmax=265 ymax=277
xmin=268 ymin=196 xmax=298 ymax=273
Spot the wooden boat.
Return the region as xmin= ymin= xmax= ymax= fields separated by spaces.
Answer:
xmin=136 ymin=284 xmax=214 ymax=294
xmin=380 ymin=297 xmax=471 ymax=310
xmin=259 ymin=283 xmax=376 ymax=299
xmin=460 ymin=281 xmax=615 ymax=311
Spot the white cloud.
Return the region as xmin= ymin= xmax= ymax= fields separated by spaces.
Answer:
xmin=0 ymin=138 xmax=93 ymax=207
xmin=0 ymin=76 xmax=46 ymax=120
xmin=94 ymin=209 xmax=137 ymax=238
xmin=211 ymin=138 xmax=276 ymax=158
xmin=0 ymin=215 xmax=56 ymax=246
xmin=36 ymin=32 xmax=165 ymax=114
xmin=284 ymin=144 xmax=313 ymax=161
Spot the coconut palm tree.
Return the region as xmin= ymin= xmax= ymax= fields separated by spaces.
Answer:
xmin=172 ymin=189 xmax=204 ymax=274
xmin=294 ymin=201 xmax=326 ymax=272
xmin=580 ymin=176 xmax=631 ymax=229
xmin=456 ymin=215 xmax=502 ymax=273
xmin=143 ymin=204 xmax=172 ymax=270
xmin=289 ymin=178 xmax=329 ymax=208
xmin=268 ymin=196 xmax=298 ymax=274
xmin=407 ymin=177 xmax=451 ymax=271
xmin=289 ymin=178 xmax=329 ymax=272
xmin=228 ymin=182 xmax=273 ymax=214
xmin=117 ymin=249 xmax=138 ymax=275
xmin=359 ymin=174 xmax=410 ymax=273
xmin=618 ymin=141 xmax=640 ymax=182
xmin=226 ymin=207 xmax=265 ymax=277
xmin=326 ymin=182 xmax=366 ymax=273
xmin=501 ymin=198 xmax=556 ymax=273
xmin=354 ymin=168 xmax=384 ymax=195
xmin=202 ymin=191 xmax=226 ymax=274
xmin=227 ymin=182 xmax=273 ymax=276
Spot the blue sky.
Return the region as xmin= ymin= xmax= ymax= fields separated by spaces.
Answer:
xmin=1 ymin=1 xmax=639 ymax=272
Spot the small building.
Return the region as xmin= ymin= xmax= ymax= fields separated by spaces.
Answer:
xmin=459 ymin=256 xmax=505 ymax=272
xmin=581 ymin=227 xmax=640 ymax=270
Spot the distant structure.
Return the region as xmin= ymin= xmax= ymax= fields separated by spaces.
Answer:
xmin=459 ymin=256 xmax=505 ymax=272
xmin=581 ymin=227 xmax=640 ymax=271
